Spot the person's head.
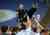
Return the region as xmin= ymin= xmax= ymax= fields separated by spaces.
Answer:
xmin=22 ymin=16 xmax=27 ymax=26
xmin=41 ymin=29 xmax=48 ymax=35
xmin=20 ymin=16 xmax=27 ymax=30
xmin=22 ymin=16 xmax=32 ymax=28
xmin=1 ymin=26 xmax=8 ymax=32
xmin=23 ymin=21 xmax=27 ymax=26
xmin=16 ymin=27 xmax=21 ymax=32
xmin=6 ymin=27 xmax=12 ymax=35
xmin=0 ymin=28 xmax=2 ymax=35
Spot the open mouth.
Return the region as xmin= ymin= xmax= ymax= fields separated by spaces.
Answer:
xmin=0 ymin=9 xmax=16 ymax=22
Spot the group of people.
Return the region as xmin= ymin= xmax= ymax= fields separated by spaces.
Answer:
xmin=16 ymin=15 xmax=48 ymax=35
xmin=16 ymin=5 xmax=49 ymax=35
xmin=0 ymin=26 xmax=16 ymax=35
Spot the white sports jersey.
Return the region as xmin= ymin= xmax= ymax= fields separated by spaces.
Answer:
xmin=16 ymin=28 xmax=40 ymax=35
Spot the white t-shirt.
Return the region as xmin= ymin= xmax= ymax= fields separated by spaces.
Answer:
xmin=16 ymin=28 xmax=40 ymax=35
xmin=34 ymin=32 xmax=40 ymax=35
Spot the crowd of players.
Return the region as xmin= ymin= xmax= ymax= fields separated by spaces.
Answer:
xmin=0 ymin=8 xmax=48 ymax=35
xmin=0 ymin=4 xmax=48 ymax=35
xmin=16 ymin=4 xmax=48 ymax=35
xmin=0 ymin=26 xmax=16 ymax=35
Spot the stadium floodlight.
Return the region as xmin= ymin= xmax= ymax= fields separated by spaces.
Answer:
xmin=0 ymin=9 xmax=16 ymax=22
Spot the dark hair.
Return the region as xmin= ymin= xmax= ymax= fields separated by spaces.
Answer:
xmin=27 ymin=8 xmax=37 ymax=18
xmin=41 ymin=29 xmax=48 ymax=33
xmin=20 ymin=23 xmax=26 ymax=30
xmin=22 ymin=16 xmax=27 ymax=22
xmin=12 ymin=27 xmax=15 ymax=32
xmin=1 ymin=26 xmax=8 ymax=32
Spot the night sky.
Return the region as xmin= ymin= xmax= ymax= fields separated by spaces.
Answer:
xmin=0 ymin=0 xmax=48 ymax=27
xmin=17 ymin=0 xmax=48 ymax=20
xmin=0 ymin=0 xmax=16 ymax=27
xmin=23 ymin=0 xmax=32 ymax=9
xmin=17 ymin=0 xmax=32 ymax=9
xmin=0 ymin=0 xmax=16 ymax=11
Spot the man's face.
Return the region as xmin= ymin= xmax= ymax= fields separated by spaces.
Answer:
xmin=23 ymin=22 xmax=27 ymax=26
xmin=27 ymin=19 xmax=32 ymax=27
xmin=23 ymin=19 xmax=32 ymax=28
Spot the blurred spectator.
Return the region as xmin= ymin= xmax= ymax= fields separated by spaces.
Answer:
xmin=6 ymin=27 xmax=13 ymax=35
xmin=41 ymin=29 xmax=48 ymax=35
xmin=6 ymin=30 xmax=12 ymax=35
xmin=0 ymin=28 xmax=2 ymax=35
xmin=12 ymin=27 xmax=16 ymax=35
xmin=16 ymin=17 xmax=33 ymax=35
xmin=1 ymin=26 xmax=8 ymax=35
xmin=1 ymin=26 xmax=8 ymax=32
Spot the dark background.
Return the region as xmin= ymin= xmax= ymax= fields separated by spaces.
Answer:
xmin=0 ymin=0 xmax=48 ymax=27
xmin=0 ymin=0 xmax=16 ymax=27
